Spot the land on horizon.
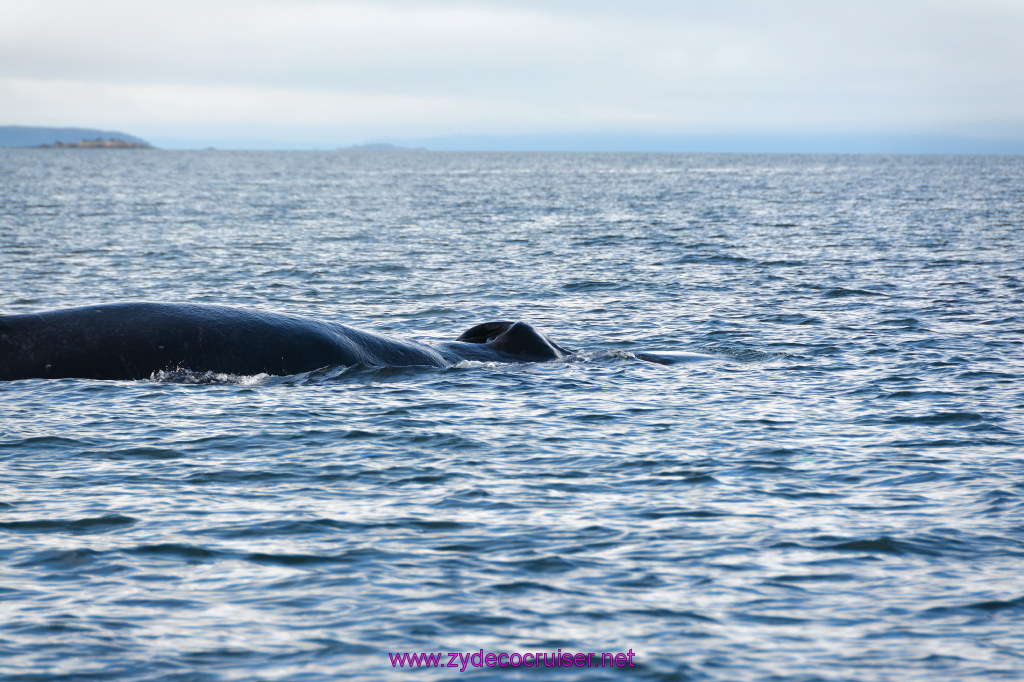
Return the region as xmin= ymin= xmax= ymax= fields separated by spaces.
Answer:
xmin=0 ymin=126 xmax=152 ymax=149
xmin=3 ymin=125 xmax=1023 ymax=154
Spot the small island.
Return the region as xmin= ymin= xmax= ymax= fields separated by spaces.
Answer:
xmin=37 ymin=137 xmax=152 ymax=149
xmin=1 ymin=126 xmax=153 ymax=148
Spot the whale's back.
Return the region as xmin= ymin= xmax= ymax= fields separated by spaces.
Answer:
xmin=0 ymin=303 xmax=447 ymax=380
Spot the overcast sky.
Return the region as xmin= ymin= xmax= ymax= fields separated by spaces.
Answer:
xmin=3 ymin=0 xmax=1023 ymax=150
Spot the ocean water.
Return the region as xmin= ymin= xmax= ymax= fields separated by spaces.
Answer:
xmin=1 ymin=149 xmax=1023 ymax=681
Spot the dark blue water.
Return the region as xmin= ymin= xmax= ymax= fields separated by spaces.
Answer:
xmin=1 ymin=150 xmax=1023 ymax=680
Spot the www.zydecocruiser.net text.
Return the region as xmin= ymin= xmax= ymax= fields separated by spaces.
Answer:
xmin=389 ymin=649 xmax=637 ymax=671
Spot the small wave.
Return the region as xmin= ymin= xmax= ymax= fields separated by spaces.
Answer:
xmin=823 ymin=535 xmax=949 ymax=557
xmin=671 ymin=254 xmax=751 ymax=265
xmin=506 ymin=555 xmax=578 ymax=574
xmin=823 ymin=287 xmax=889 ymax=298
xmin=151 ymin=363 xmax=443 ymax=385
xmin=112 ymin=596 xmax=201 ymax=609
xmin=763 ymin=313 xmax=822 ymax=325
xmin=0 ymin=435 xmax=92 ymax=451
xmin=105 ymin=446 xmax=184 ymax=460
xmin=759 ymin=259 xmax=807 ymax=267
xmin=204 ymin=518 xmax=372 ymax=539
xmin=886 ymin=411 xmax=985 ymax=426
xmin=637 ymin=507 xmax=727 ymax=519
xmin=128 ymin=543 xmax=222 ymax=561
xmin=492 ymin=580 xmax=570 ymax=594
xmin=605 ymin=347 xmax=780 ymax=365
xmin=693 ymin=345 xmax=789 ymax=363
xmin=958 ymin=596 xmax=1024 ymax=613
xmin=735 ymin=613 xmax=810 ymax=625
xmin=184 ymin=469 xmax=307 ymax=485
xmin=386 ymin=473 xmax=453 ymax=486
xmin=887 ymin=437 xmax=1008 ymax=449
xmin=150 ymin=368 xmax=270 ymax=385
xmin=303 ymin=639 xmax=378 ymax=656
xmin=924 ymin=595 xmax=1024 ymax=618
xmin=245 ymin=552 xmax=343 ymax=567
xmin=958 ymin=370 xmax=1018 ymax=380
xmin=13 ymin=548 xmax=104 ymax=570
xmin=877 ymin=317 xmax=926 ymax=329
xmin=0 ymin=514 xmax=136 ymax=534
xmin=880 ymin=390 xmax=956 ymax=400
xmin=245 ymin=547 xmax=402 ymax=567
xmin=561 ymin=279 xmax=629 ymax=291
xmin=767 ymin=572 xmax=858 ymax=584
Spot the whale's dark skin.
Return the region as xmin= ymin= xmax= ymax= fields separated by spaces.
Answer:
xmin=0 ymin=302 xmax=572 ymax=381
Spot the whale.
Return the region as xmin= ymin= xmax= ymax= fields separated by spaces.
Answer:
xmin=0 ymin=302 xmax=573 ymax=381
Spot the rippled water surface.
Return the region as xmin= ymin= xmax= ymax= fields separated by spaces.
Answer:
xmin=2 ymin=150 xmax=1023 ymax=680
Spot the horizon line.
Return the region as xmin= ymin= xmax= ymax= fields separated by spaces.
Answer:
xmin=4 ymin=125 xmax=1024 ymax=155
xmin=154 ymin=132 xmax=1024 ymax=155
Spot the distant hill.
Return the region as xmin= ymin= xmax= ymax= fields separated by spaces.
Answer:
xmin=0 ymin=126 xmax=152 ymax=148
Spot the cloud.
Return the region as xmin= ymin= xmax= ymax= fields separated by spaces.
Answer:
xmin=2 ymin=0 xmax=1022 ymax=146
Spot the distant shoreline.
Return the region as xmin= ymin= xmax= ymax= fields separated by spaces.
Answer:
xmin=3 ymin=124 xmax=1023 ymax=153
xmin=35 ymin=137 xmax=152 ymax=149
xmin=0 ymin=126 xmax=152 ymax=149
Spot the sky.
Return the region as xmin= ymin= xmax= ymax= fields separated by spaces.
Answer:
xmin=2 ymin=0 xmax=1024 ymax=151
